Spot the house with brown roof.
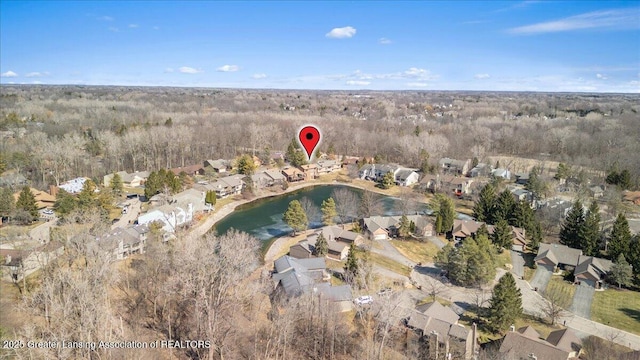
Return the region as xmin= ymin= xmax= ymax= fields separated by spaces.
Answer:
xmin=535 ymin=243 xmax=583 ymax=272
xmin=170 ymin=164 xmax=204 ymax=176
xmin=535 ymin=244 xmax=612 ymax=288
xmin=303 ymin=226 xmax=364 ymax=260
xmin=13 ymin=187 xmax=56 ymax=209
xmin=498 ymin=326 xmax=581 ymax=360
xmin=281 ymin=167 xmax=305 ymax=182
xmin=574 ymin=255 xmax=612 ymax=288
xmin=301 ymin=164 xmax=319 ymax=180
xmin=406 ymin=301 xmax=476 ymax=360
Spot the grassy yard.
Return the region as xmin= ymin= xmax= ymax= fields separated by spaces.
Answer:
xmin=367 ymin=252 xmax=412 ymax=277
xmin=494 ymin=250 xmax=512 ymax=269
xmin=591 ymin=288 xmax=640 ymax=335
xmin=544 ymin=276 xmax=576 ymax=308
xmin=391 ymin=239 xmax=440 ymax=264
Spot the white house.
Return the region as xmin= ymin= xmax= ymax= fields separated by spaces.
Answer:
xmin=137 ymin=203 xmax=193 ymax=233
xmin=395 ymin=169 xmax=420 ymax=187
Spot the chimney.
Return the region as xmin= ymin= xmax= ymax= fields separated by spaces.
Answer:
xmin=49 ymin=185 xmax=58 ymax=197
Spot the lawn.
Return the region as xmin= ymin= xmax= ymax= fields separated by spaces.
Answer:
xmin=591 ymin=288 xmax=640 ymax=335
xmin=544 ymin=276 xmax=576 ymax=308
xmin=391 ymin=239 xmax=440 ymax=263
xmin=367 ymin=252 xmax=412 ymax=277
xmin=494 ymin=250 xmax=512 ymax=269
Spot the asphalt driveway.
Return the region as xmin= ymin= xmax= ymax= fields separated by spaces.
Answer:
xmin=510 ymin=251 xmax=525 ymax=278
xmin=569 ymin=283 xmax=595 ymax=319
xmin=530 ymin=266 xmax=552 ymax=294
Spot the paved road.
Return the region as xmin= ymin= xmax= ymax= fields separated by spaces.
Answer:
xmin=530 ymin=266 xmax=552 ymax=293
xmin=426 ymin=236 xmax=446 ymax=249
xmin=569 ymin=283 xmax=595 ymax=319
xmin=510 ymin=250 xmax=525 ymax=278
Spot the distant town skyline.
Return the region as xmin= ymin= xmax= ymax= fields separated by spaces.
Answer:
xmin=1 ymin=1 xmax=639 ymax=92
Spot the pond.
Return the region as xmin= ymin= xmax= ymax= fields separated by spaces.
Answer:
xmin=212 ymin=184 xmax=472 ymax=242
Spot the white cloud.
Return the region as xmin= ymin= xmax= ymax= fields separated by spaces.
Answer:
xmin=164 ymin=68 xmax=174 ymax=73
xmin=252 ymin=73 xmax=267 ymax=79
xmin=128 ymin=24 xmax=139 ymax=28
xmin=1 ymin=71 xmax=18 ymax=77
xmin=179 ymin=66 xmax=202 ymax=74
xmin=509 ymin=8 xmax=640 ymax=34
xmin=98 ymin=16 xmax=114 ymax=21
xmin=217 ymin=65 xmax=240 ymax=72
xmin=474 ymin=73 xmax=491 ymax=79
xmin=378 ymin=37 xmax=392 ymax=44
xmin=596 ymin=73 xmax=608 ymax=80
xmin=346 ymin=80 xmax=370 ymax=86
xmin=404 ymin=67 xmax=429 ymax=77
xmin=407 ymin=82 xmax=428 ymax=87
xmin=325 ymin=26 xmax=357 ymax=39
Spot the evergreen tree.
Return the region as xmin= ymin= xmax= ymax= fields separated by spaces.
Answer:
xmin=435 ymin=194 xmax=456 ymax=236
xmin=286 ymin=138 xmax=306 ymax=167
xmin=579 ymin=200 xmax=601 ymax=256
xmin=512 ymin=200 xmax=533 ymax=229
xmin=352 ymin=221 xmax=363 ymax=234
xmin=476 ymin=223 xmax=490 ymax=240
xmin=110 ymin=172 xmax=123 ymax=196
xmin=609 ymin=254 xmax=633 ymax=289
xmin=435 ymin=243 xmax=454 ymax=269
xmin=495 ymin=189 xmax=516 ymax=223
xmin=554 ymin=163 xmax=572 ymax=180
xmin=380 ymin=171 xmax=395 ymax=189
xmin=344 ymin=243 xmax=359 ymax=283
xmin=77 ymin=179 xmax=97 ymax=209
xmin=525 ymin=166 xmax=547 ymax=201
xmin=492 ymin=219 xmax=513 ymax=250
xmin=559 ymin=199 xmax=584 ymax=248
xmin=608 ymin=213 xmax=631 ymax=261
xmin=487 ymin=273 xmax=523 ymax=333
xmin=321 ymin=197 xmax=337 ymax=226
xmin=144 ymin=171 xmax=162 ymax=198
xmin=473 ymin=183 xmax=496 ymax=223
xmin=16 ymin=186 xmax=38 ymax=220
xmin=0 ymin=187 xmax=14 ymax=220
xmin=529 ymin=221 xmax=543 ymax=251
xmin=314 ymin=233 xmax=328 ymax=256
xmin=205 ymin=190 xmax=217 ymax=206
xmin=398 ymin=215 xmax=411 ymax=238
xmin=236 ymin=154 xmax=257 ymax=175
xmin=54 ymin=189 xmax=77 ymax=216
xmin=434 ymin=214 xmax=443 ymax=235
xmin=627 ymin=235 xmax=640 ymax=277
xmin=283 ymin=200 xmax=308 ymax=235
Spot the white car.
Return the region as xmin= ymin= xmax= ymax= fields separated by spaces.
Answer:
xmin=354 ymin=295 xmax=373 ymax=305
xmin=42 ymin=209 xmax=54 ymax=215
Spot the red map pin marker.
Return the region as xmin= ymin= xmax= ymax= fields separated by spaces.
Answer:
xmin=298 ymin=125 xmax=321 ymax=161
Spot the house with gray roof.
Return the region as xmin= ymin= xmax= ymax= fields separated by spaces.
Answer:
xmin=97 ymin=224 xmax=149 ymax=260
xmin=498 ymin=326 xmax=582 ymax=360
xmin=469 ymin=163 xmax=492 ymax=178
xmin=406 ymin=301 xmax=476 ymax=360
xmin=204 ymin=159 xmax=231 ymax=173
xmin=271 ymin=255 xmax=353 ymax=311
xmin=317 ymin=159 xmax=341 ymax=175
xmin=439 ymin=158 xmax=471 ymax=176
xmin=195 ymin=174 xmax=245 ymax=198
xmin=574 ymin=255 xmax=612 ymax=288
xmin=395 ymin=168 xmax=420 ymax=187
xmin=362 ymin=215 xmax=433 ymax=240
xmin=535 ymin=243 xmax=612 ymax=288
xmin=535 ymin=243 xmax=582 ymax=271
xmin=304 ymin=226 xmax=363 ymax=260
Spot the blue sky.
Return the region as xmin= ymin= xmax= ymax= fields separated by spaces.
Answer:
xmin=1 ymin=1 xmax=639 ymax=92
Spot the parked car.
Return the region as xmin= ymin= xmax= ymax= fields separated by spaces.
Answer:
xmin=42 ymin=209 xmax=54 ymax=215
xmin=354 ymin=295 xmax=373 ymax=305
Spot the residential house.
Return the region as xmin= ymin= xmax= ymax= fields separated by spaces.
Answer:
xmin=469 ymin=163 xmax=492 ymax=178
xmin=282 ymin=167 xmax=305 ymax=183
xmin=511 ymin=188 xmax=533 ymax=203
xmin=170 ymin=164 xmax=204 ymax=176
xmin=195 ymin=174 xmax=245 ymax=198
xmin=499 ymin=326 xmax=581 ymax=360
xmin=439 ymin=158 xmax=471 ymax=176
xmin=515 ymin=173 xmax=530 ymax=186
xmin=0 ymin=241 xmax=64 ymax=281
xmin=301 ymin=164 xmax=319 ymax=180
xmin=59 ymin=177 xmax=89 ymax=194
xmin=317 ymin=159 xmax=341 ymax=175
xmin=442 ymin=176 xmax=474 ymax=196
xmin=358 ymin=163 xmax=401 ymax=182
xmin=97 ymin=224 xmax=149 ymax=260
xmin=406 ymin=301 xmax=476 ymax=360
xmin=589 ymin=185 xmax=605 ymax=199
xmin=574 ymin=255 xmax=613 ymax=288
xmin=451 ymin=220 xmax=494 ymax=241
xmin=362 ymin=215 xmax=433 ymax=240
xmin=13 ymin=187 xmax=56 ymax=209
xmin=104 ymin=171 xmax=150 ymax=188
xmin=395 ymin=169 xmax=420 ymax=187
xmin=172 ymin=188 xmax=208 ymax=213
xmin=511 ymin=227 xmax=527 ymax=252
xmin=534 ymin=244 xmax=583 ymax=272
xmin=137 ymin=203 xmax=193 ymax=233
xmin=305 ymin=226 xmax=364 ymax=260
xmin=535 ymin=198 xmax=573 ymax=220
xmin=203 ymin=159 xmax=231 ymax=173
xmin=251 ymin=169 xmax=286 ymax=189
xmin=289 ymin=240 xmax=314 ymax=259
xmin=271 ymin=255 xmax=353 ymax=312
xmin=492 ymin=168 xmax=512 ymax=180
